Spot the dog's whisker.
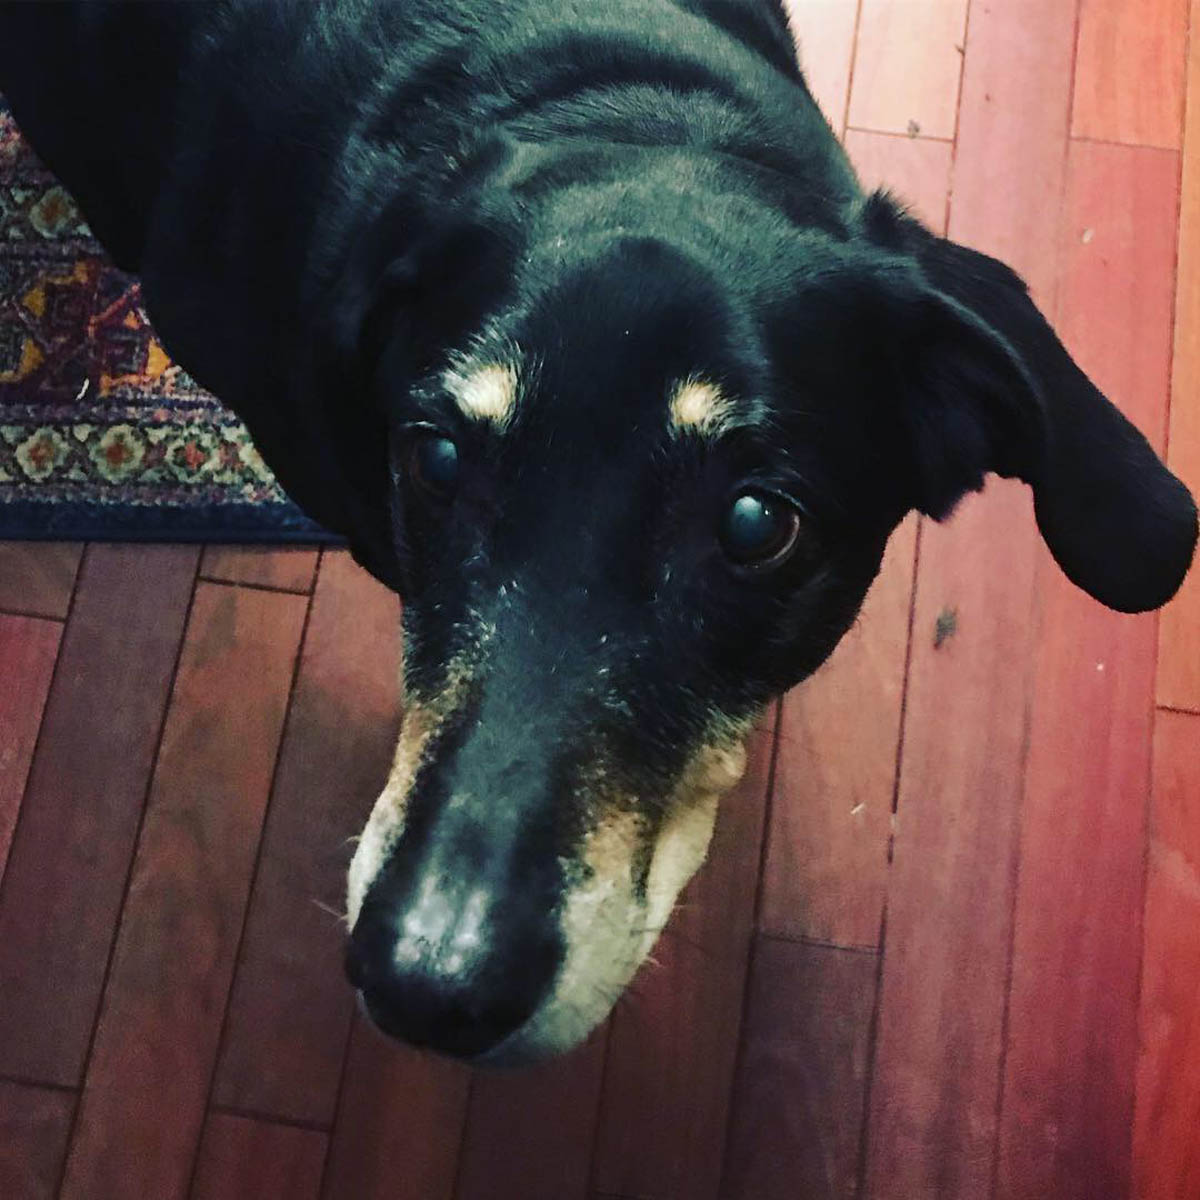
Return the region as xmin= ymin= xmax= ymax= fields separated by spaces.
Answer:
xmin=312 ymin=898 xmax=349 ymax=924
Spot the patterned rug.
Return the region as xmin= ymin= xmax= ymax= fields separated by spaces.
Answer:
xmin=0 ymin=98 xmax=336 ymax=542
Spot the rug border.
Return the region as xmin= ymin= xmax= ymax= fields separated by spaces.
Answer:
xmin=0 ymin=498 xmax=346 ymax=544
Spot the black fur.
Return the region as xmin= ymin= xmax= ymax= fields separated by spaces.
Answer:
xmin=2 ymin=0 xmax=1195 ymax=1059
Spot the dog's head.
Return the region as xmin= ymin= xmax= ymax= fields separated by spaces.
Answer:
xmin=331 ymin=177 xmax=1195 ymax=1064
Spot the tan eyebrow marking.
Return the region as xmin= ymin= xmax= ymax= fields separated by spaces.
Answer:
xmin=445 ymin=362 xmax=519 ymax=427
xmin=668 ymin=377 xmax=735 ymax=436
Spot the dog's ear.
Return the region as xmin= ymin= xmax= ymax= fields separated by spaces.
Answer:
xmin=864 ymin=193 xmax=1197 ymax=613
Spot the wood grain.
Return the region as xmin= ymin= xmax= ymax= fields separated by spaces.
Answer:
xmin=781 ymin=0 xmax=861 ymax=131
xmin=1158 ymin=0 xmax=1200 ymax=712
xmin=720 ymin=937 xmax=877 ymax=1200
xmin=589 ymin=712 xmax=778 ymax=1200
xmin=212 ymin=551 xmax=401 ymax=1125
xmin=847 ymin=0 xmax=968 ymax=140
xmin=759 ymin=518 xmax=914 ymax=949
xmin=0 ymin=541 xmax=83 ymax=619
xmin=321 ymin=1018 xmax=471 ymax=1200
xmin=191 ymin=1112 xmax=327 ymax=1200
xmin=844 ymin=130 xmax=953 ymax=231
xmin=1053 ymin=141 xmax=1181 ymax=440
xmin=948 ymin=0 xmax=1081 ymax=306
xmin=1072 ymin=0 xmax=1189 ymax=150
xmin=864 ymin=481 xmax=1035 ymax=1200
xmin=1134 ymin=711 xmax=1200 ymax=1200
xmin=997 ymin=579 xmax=1154 ymax=1200
xmin=0 ymin=613 xmax=61 ymax=880
xmin=58 ymin=582 xmax=308 ymax=1200
xmin=200 ymin=546 xmax=321 ymax=593
xmin=864 ymin=3 xmax=1080 ymax=1190
xmin=455 ymin=1034 xmax=608 ymax=1200
xmin=0 ymin=1080 xmax=74 ymax=1200
xmin=995 ymin=137 xmax=1179 ymax=1200
xmin=0 ymin=545 xmax=198 ymax=1086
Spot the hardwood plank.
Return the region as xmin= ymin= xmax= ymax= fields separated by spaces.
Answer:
xmin=843 ymin=130 xmax=953 ymax=232
xmin=781 ymin=0 xmax=861 ymax=131
xmin=0 ymin=545 xmax=198 ymax=1086
xmin=0 ymin=542 xmax=83 ymax=620
xmin=864 ymin=482 xmax=1035 ymax=1200
xmin=588 ymin=711 xmax=778 ymax=1200
xmin=321 ymin=1018 xmax=471 ymax=1200
xmin=0 ymin=1080 xmax=74 ymax=1200
xmin=58 ymin=582 xmax=308 ymax=1200
xmin=455 ymin=1034 xmax=608 ymax=1200
xmin=1054 ymin=141 xmax=1181 ymax=445
xmin=720 ymin=937 xmax=877 ymax=1200
xmin=212 ymin=551 xmax=401 ymax=1125
xmin=1072 ymin=0 xmax=1189 ymax=150
xmin=994 ymin=138 xmax=1178 ymax=1200
xmin=998 ymin=603 xmax=1155 ymax=1200
xmin=1134 ymin=711 xmax=1200 ymax=1200
xmin=759 ymin=517 xmax=914 ymax=948
xmin=949 ymin=0 xmax=1081 ymax=306
xmin=864 ymin=6 xmax=1079 ymax=1192
xmin=0 ymin=613 xmax=61 ymax=881
xmin=191 ymin=1112 xmax=327 ymax=1200
xmin=846 ymin=0 xmax=969 ymax=140
xmin=1159 ymin=0 xmax=1200 ymax=712
xmin=200 ymin=546 xmax=320 ymax=594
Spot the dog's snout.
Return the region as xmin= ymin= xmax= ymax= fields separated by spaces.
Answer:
xmin=345 ymin=888 xmax=561 ymax=1059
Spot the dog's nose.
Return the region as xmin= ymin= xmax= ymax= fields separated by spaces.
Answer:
xmin=345 ymin=901 xmax=559 ymax=1058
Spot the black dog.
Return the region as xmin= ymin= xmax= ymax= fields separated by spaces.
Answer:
xmin=2 ymin=0 xmax=1194 ymax=1064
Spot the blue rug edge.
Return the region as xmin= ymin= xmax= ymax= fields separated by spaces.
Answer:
xmin=0 ymin=499 xmax=346 ymax=545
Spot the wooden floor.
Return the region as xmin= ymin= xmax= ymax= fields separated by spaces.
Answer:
xmin=2 ymin=1 xmax=1200 ymax=1197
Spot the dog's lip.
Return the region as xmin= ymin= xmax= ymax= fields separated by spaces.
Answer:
xmin=473 ymin=1027 xmax=545 ymax=1068
xmin=354 ymin=986 xmax=540 ymax=1063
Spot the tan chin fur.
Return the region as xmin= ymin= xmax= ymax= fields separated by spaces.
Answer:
xmin=642 ymin=734 xmax=748 ymax=936
xmin=346 ymin=655 xmax=479 ymax=928
xmin=496 ymin=725 xmax=751 ymax=1062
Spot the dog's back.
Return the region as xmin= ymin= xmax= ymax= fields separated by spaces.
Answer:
xmin=0 ymin=1 xmax=206 ymax=269
xmin=0 ymin=0 xmax=813 ymax=264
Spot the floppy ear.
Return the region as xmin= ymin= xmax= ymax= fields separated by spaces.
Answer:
xmin=325 ymin=194 xmax=520 ymax=386
xmin=868 ymin=195 xmax=1197 ymax=613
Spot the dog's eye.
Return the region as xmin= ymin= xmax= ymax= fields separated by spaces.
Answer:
xmin=406 ymin=434 xmax=459 ymax=500
xmin=719 ymin=491 xmax=801 ymax=568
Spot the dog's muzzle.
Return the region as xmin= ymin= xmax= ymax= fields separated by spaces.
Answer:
xmin=343 ymin=599 xmax=755 ymax=1063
